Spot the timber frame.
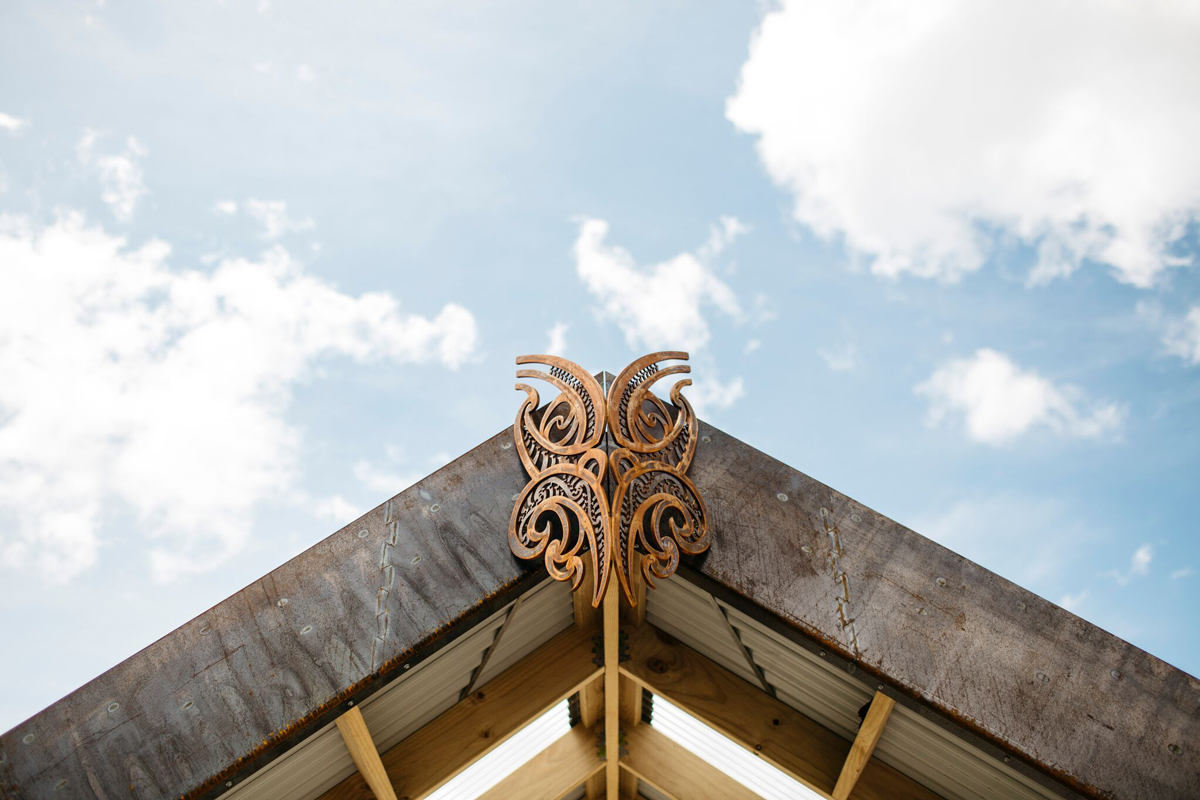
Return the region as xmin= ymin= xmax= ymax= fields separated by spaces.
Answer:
xmin=1 ymin=372 xmax=1197 ymax=800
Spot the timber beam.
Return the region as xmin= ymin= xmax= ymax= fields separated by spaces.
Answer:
xmin=320 ymin=625 xmax=601 ymax=800
xmin=334 ymin=706 xmax=398 ymax=800
xmin=621 ymin=624 xmax=939 ymax=800
xmin=476 ymin=724 xmax=604 ymax=800
xmin=621 ymin=724 xmax=763 ymax=800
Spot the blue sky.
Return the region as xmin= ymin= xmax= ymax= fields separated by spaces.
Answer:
xmin=2 ymin=0 xmax=1199 ymax=732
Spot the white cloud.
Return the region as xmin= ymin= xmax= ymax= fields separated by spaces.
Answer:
xmin=0 ymin=113 xmax=30 ymax=133
xmin=76 ymin=130 xmax=148 ymax=222
xmin=1163 ymin=307 xmax=1200 ymax=365
xmin=214 ymin=199 xmax=238 ymax=215
xmin=727 ymin=0 xmax=1200 ymax=287
xmin=573 ymin=218 xmax=742 ymax=352
xmin=744 ymin=339 xmax=761 ymax=354
xmin=819 ymin=341 xmax=858 ymax=373
xmin=1059 ymin=590 xmax=1088 ymax=613
xmin=296 ymin=64 xmax=316 ymax=84
xmin=916 ymin=349 xmax=1122 ymax=445
xmin=686 ymin=373 xmax=745 ymax=418
xmin=699 ymin=216 xmax=750 ymax=259
xmin=1104 ymin=543 xmax=1153 ymax=586
xmin=1171 ymin=567 xmax=1194 ymax=580
xmin=244 ymin=199 xmax=315 ymax=240
xmin=546 ymin=321 xmax=568 ymax=356
xmin=315 ymin=495 xmax=362 ymax=525
xmin=0 ymin=212 xmax=478 ymax=583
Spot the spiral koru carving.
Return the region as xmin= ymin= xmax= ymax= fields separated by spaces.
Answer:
xmin=508 ymin=352 xmax=710 ymax=607
xmin=509 ymin=356 xmax=612 ymax=606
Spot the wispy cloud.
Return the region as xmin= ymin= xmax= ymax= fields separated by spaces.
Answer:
xmin=1104 ymin=544 xmax=1153 ymax=586
xmin=573 ymin=217 xmax=742 ymax=352
xmin=819 ymin=340 xmax=858 ymax=373
xmin=916 ymin=349 xmax=1122 ymax=445
xmin=545 ymin=321 xmax=569 ymax=356
xmin=1163 ymin=307 xmax=1200 ymax=365
xmin=244 ymin=199 xmax=315 ymax=239
xmin=76 ymin=130 xmax=148 ymax=222
xmin=728 ymin=0 xmax=1200 ymax=287
xmin=0 ymin=212 xmax=478 ymax=583
xmin=0 ymin=113 xmax=30 ymax=133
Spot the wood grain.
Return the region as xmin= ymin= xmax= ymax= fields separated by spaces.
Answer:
xmin=475 ymin=725 xmax=603 ymax=800
xmin=321 ymin=625 xmax=600 ymax=800
xmin=622 ymin=625 xmax=938 ymax=800
xmin=832 ymin=692 xmax=894 ymax=800
xmin=686 ymin=421 xmax=1200 ymax=800
xmin=603 ymin=575 xmax=620 ymax=800
xmin=0 ymin=427 xmax=539 ymax=800
xmin=621 ymin=725 xmax=763 ymax=800
xmin=334 ymin=707 xmax=398 ymax=800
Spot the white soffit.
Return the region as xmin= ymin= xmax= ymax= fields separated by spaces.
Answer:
xmin=646 ymin=577 xmax=1068 ymax=800
xmin=218 ymin=578 xmax=572 ymax=800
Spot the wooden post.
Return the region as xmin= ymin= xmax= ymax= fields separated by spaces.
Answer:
xmin=334 ymin=706 xmax=399 ymax=800
xmin=832 ymin=691 xmax=895 ymax=800
xmin=604 ymin=573 xmax=620 ymax=800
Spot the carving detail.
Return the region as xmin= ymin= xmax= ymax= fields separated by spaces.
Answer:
xmin=508 ymin=352 xmax=709 ymax=606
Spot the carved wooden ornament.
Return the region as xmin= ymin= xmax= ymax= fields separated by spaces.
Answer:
xmin=508 ymin=352 xmax=710 ymax=607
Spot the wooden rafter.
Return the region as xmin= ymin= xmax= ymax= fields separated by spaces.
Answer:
xmin=621 ymin=624 xmax=939 ymax=800
xmin=334 ymin=706 xmax=398 ymax=800
xmin=321 ymin=625 xmax=601 ymax=800
xmin=833 ymin=691 xmax=896 ymax=800
xmin=475 ymin=724 xmax=604 ymax=800
xmin=622 ymin=723 xmax=764 ymax=800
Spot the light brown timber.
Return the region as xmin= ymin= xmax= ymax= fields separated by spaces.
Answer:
xmin=321 ymin=625 xmax=600 ymax=800
xmin=622 ymin=624 xmax=939 ymax=800
xmin=603 ymin=574 xmax=620 ymax=800
xmin=833 ymin=691 xmax=895 ymax=800
xmin=475 ymin=725 xmax=603 ymax=800
xmin=334 ymin=706 xmax=399 ymax=800
xmin=621 ymin=725 xmax=764 ymax=800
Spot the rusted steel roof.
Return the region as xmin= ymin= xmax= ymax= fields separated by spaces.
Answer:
xmin=2 ymin=395 xmax=1197 ymax=799
xmin=685 ymin=422 xmax=1199 ymax=800
xmin=0 ymin=428 xmax=539 ymax=800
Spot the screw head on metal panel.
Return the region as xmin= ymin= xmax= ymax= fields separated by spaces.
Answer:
xmin=1035 ymin=671 xmax=1050 ymax=683
xmin=357 ymin=529 xmax=368 ymax=539
xmin=1016 ymin=601 xmax=1026 ymax=611
xmin=277 ymin=598 xmax=289 ymax=608
xmin=411 ymin=555 xmax=422 ymax=564
xmin=300 ymin=625 xmax=312 ymax=635
xmin=818 ymin=650 xmax=826 ymax=657
xmin=801 ymin=545 xmax=813 ymax=554
xmin=107 ymin=703 xmax=119 ymax=714
xmin=1167 ymin=743 xmax=1183 ymax=756
xmin=1110 ymin=669 xmax=1122 ymax=679
xmin=500 ymin=440 xmax=512 ymax=450
xmin=430 ymin=503 xmax=440 ymax=513
xmin=850 ymin=513 xmax=861 ymax=523
xmin=776 ymin=492 xmax=788 ymax=502
xmin=22 ymin=734 xmax=34 ymax=744
xmin=935 ymin=577 xmax=947 ymax=587
xmin=701 ymin=435 xmax=712 ymax=444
